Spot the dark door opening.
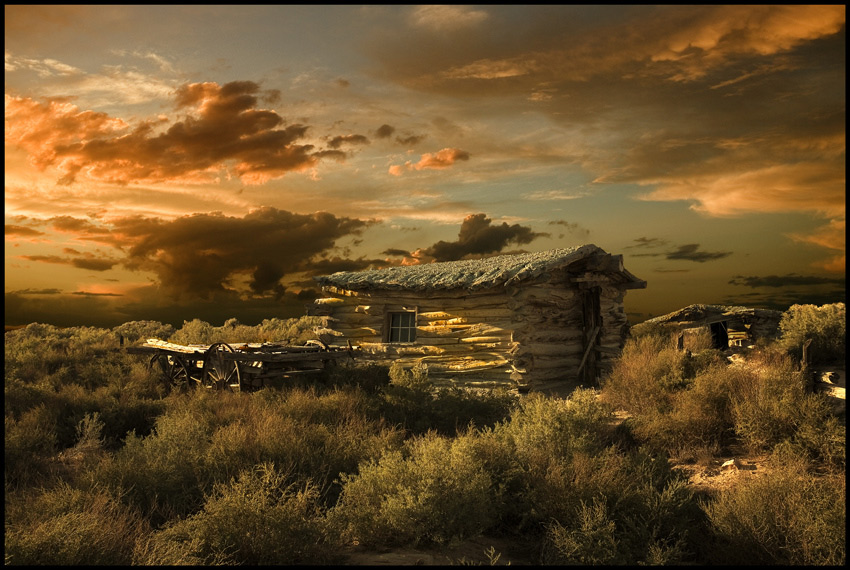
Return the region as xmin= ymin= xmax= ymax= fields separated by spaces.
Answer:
xmin=709 ymin=321 xmax=728 ymax=349
xmin=579 ymin=286 xmax=602 ymax=384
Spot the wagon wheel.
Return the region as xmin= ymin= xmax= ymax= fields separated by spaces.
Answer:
xmin=202 ymin=342 xmax=241 ymax=391
xmin=149 ymin=353 xmax=190 ymax=391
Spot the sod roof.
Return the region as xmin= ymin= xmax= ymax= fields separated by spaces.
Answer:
xmin=314 ymin=244 xmax=644 ymax=292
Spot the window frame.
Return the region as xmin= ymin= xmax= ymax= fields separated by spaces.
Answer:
xmin=384 ymin=307 xmax=418 ymax=343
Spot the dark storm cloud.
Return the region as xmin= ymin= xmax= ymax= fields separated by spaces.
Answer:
xmin=722 ymin=288 xmax=846 ymax=312
xmin=110 ymin=207 xmax=374 ymax=299
xmin=6 ymin=80 xmax=347 ymax=185
xmin=547 ymin=220 xmax=590 ymax=239
xmin=8 ymin=288 xmax=63 ymax=295
xmin=418 ymin=213 xmax=547 ymax=262
xmin=308 ymin=256 xmax=394 ymax=275
xmin=729 ymin=274 xmax=846 ymax=288
xmin=626 ymin=237 xmax=668 ymax=249
xmin=327 ymin=134 xmax=370 ymax=149
xmin=21 ymin=254 xmax=118 ymax=271
xmin=49 ymin=216 xmax=111 ymax=234
xmin=5 ymin=224 xmax=45 ymax=237
xmin=382 ymin=248 xmax=411 ymax=257
xmin=72 ymin=291 xmax=122 ymax=297
xmin=665 ymin=244 xmax=732 ymax=263
xmin=396 ymin=134 xmax=426 ymax=146
xmin=374 ymin=124 xmax=395 ymax=138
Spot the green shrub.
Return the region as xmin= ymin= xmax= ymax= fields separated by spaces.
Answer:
xmin=541 ymin=498 xmax=621 ymax=565
xmin=629 ymin=363 xmax=737 ymax=458
xmin=87 ymin=406 xmax=214 ymax=523
xmin=5 ymin=323 xmax=117 ymax=384
xmin=532 ymin=446 xmax=700 ymax=565
xmin=150 ymin=463 xmax=331 ymax=565
xmin=729 ymin=350 xmax=807 ymax=451
xmin=704 ymin=467 xmax=845 ymax=565
xmin=600 ymin=334 xmax=691 ymax=416
xmin=203 ymin=387 xmax=404 ymax=506
xmin=112 ymin=320 xmax=176 ymax=344
xmin=329 ymin=431 xmax=497 ymax=548
xmin=379 ymin=362 xmax=516 ymax=436
xmin=320 ymin=361 xmax=391 ymax=393
xmin=5 ymin=405 xmax=58 ymax=487
xmin=168 ymin=316 xmax=328 ymax=345
xmin=495 ymin=389 xmax=613 ymax=464
xmin=778 ymin=302 xmax=845 ymax=365
xmin=4 ymin=483 xmax=148 ymax=566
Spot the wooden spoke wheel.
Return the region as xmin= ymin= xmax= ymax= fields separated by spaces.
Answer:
xmin=150 ymin=353 xmax=191 ymax=391
xmin=202 ymin=342 xmax=241 ymax=391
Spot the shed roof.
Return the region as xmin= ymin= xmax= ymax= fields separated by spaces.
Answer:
xmin=314 ymin=244 xmax=646 ymax=292
xmin=643 ymin=304 xmax=783 ymax=326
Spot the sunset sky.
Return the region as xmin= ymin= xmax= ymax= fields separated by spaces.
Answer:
xmin=5 ymin=5 xmax=846 ymax=328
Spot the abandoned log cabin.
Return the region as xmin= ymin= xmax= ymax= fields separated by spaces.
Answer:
xmin=641 ymin=304 xmax=784 ymax=349
xmin=311 ymin=244 xmax=646 ymax=390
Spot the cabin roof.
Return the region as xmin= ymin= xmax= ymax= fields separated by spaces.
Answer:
xmin=643 ymin=304 xmax=784 ymax=326
xmin=314 ymin=244 xmax=646 ymax=292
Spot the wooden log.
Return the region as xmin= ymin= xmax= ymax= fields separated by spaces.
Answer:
xmin=332 ymin=326 xmax=380 ymax=337
xmin=531 ymin=356 xmax=582 ymax=370
xmin=459 ymin=335 xmax=511 ymax=343
xmin=314 ymin=297 xmax=347 ymax=306
xmin=514 ymin=342 xmax=583 ymax=357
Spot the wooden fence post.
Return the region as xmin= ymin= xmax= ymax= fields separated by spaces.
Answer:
xmin=801 ymin=338 xmax=814 ymax=392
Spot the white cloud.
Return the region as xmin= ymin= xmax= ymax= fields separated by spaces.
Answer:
xmin=409 ymin=5 xmax=489 ymax=32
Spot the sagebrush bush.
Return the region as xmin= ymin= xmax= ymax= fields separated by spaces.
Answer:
xmin=329 ymin=430 xmax=497 ymax=547
xmin=4 ymin=483 xmax=148 ymax=566
xmin=150 ymin=463 xmax=331 ymax=565
xmin=497 ymin=389 xmax=613 ymax=464
xmin=168 ymin=316 xmax=328 ymax=345
xmin=112 ymin=320 xmax=176 ymax=344
xmin=600 ymin=333 xmax=691 ymax=416
xmin=629 ymin=362 xmax=736 ymax=458
xmin=541 ymin=498 xmax=621 ymax=565
xmin=5 ymin=405 xmax=58 ymax=487
xmin=379 ymin=361 xmax=516 ymax=435
xmin=320 ymin=360 xmax=391 ymax=392
xmin=729 ymin=350 xmax=808 ymax=452
xmin=704 ymin=466 xmax=845 ymax=565
xmin=202 ymin=387 xmax=405 ymax=505
xmin=778 ymin=302 xmax=845 ymax=365
xmin=86 ymin=406 xmax=215 ymax=523
xmin=530 ymin=445 xmax=700 ymax=565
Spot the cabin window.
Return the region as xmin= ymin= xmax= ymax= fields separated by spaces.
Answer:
xmin=386 ymin=311 xmax=416 ymax=343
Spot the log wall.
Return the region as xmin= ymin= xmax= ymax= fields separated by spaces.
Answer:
xmin=313 ymin=269 xmax=632 ymax=389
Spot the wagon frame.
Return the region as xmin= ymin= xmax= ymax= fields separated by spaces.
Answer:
xmin=127 ymin=338 xmax=355 ymax=392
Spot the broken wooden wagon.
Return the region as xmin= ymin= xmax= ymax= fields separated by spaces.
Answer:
xmin=311 ymin=245 xmax=646 ymax=392
xmin=127 ymin=339 xmax=355 ymax=392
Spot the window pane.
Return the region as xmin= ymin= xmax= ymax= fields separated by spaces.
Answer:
xmin=388 ymin=311 xmax=415 ymax=342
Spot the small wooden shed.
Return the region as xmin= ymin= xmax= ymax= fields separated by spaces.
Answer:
xmin=642 ymin=304 xmax=784 ymax=349
xmin=311 ymin=245 xmax=646 ymax=391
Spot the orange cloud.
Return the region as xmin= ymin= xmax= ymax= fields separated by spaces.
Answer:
xmin=389 ymin=147 xmax=470 ymax=175
xmin=653 ymin=5 xmax=846 ymax=80
xmin=636 ymin=162 xmax=845 ymax=219
xmin=789 ymin=219 xmax=846 ymax=273
xmin=4 ymin=81 xmax=345 ymax=186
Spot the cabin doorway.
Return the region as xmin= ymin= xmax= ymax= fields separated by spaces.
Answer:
xmin=579 ymin=286 xmax=602 ymax=384
xmin=709 ymin=321 xmax=729 ymax=349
